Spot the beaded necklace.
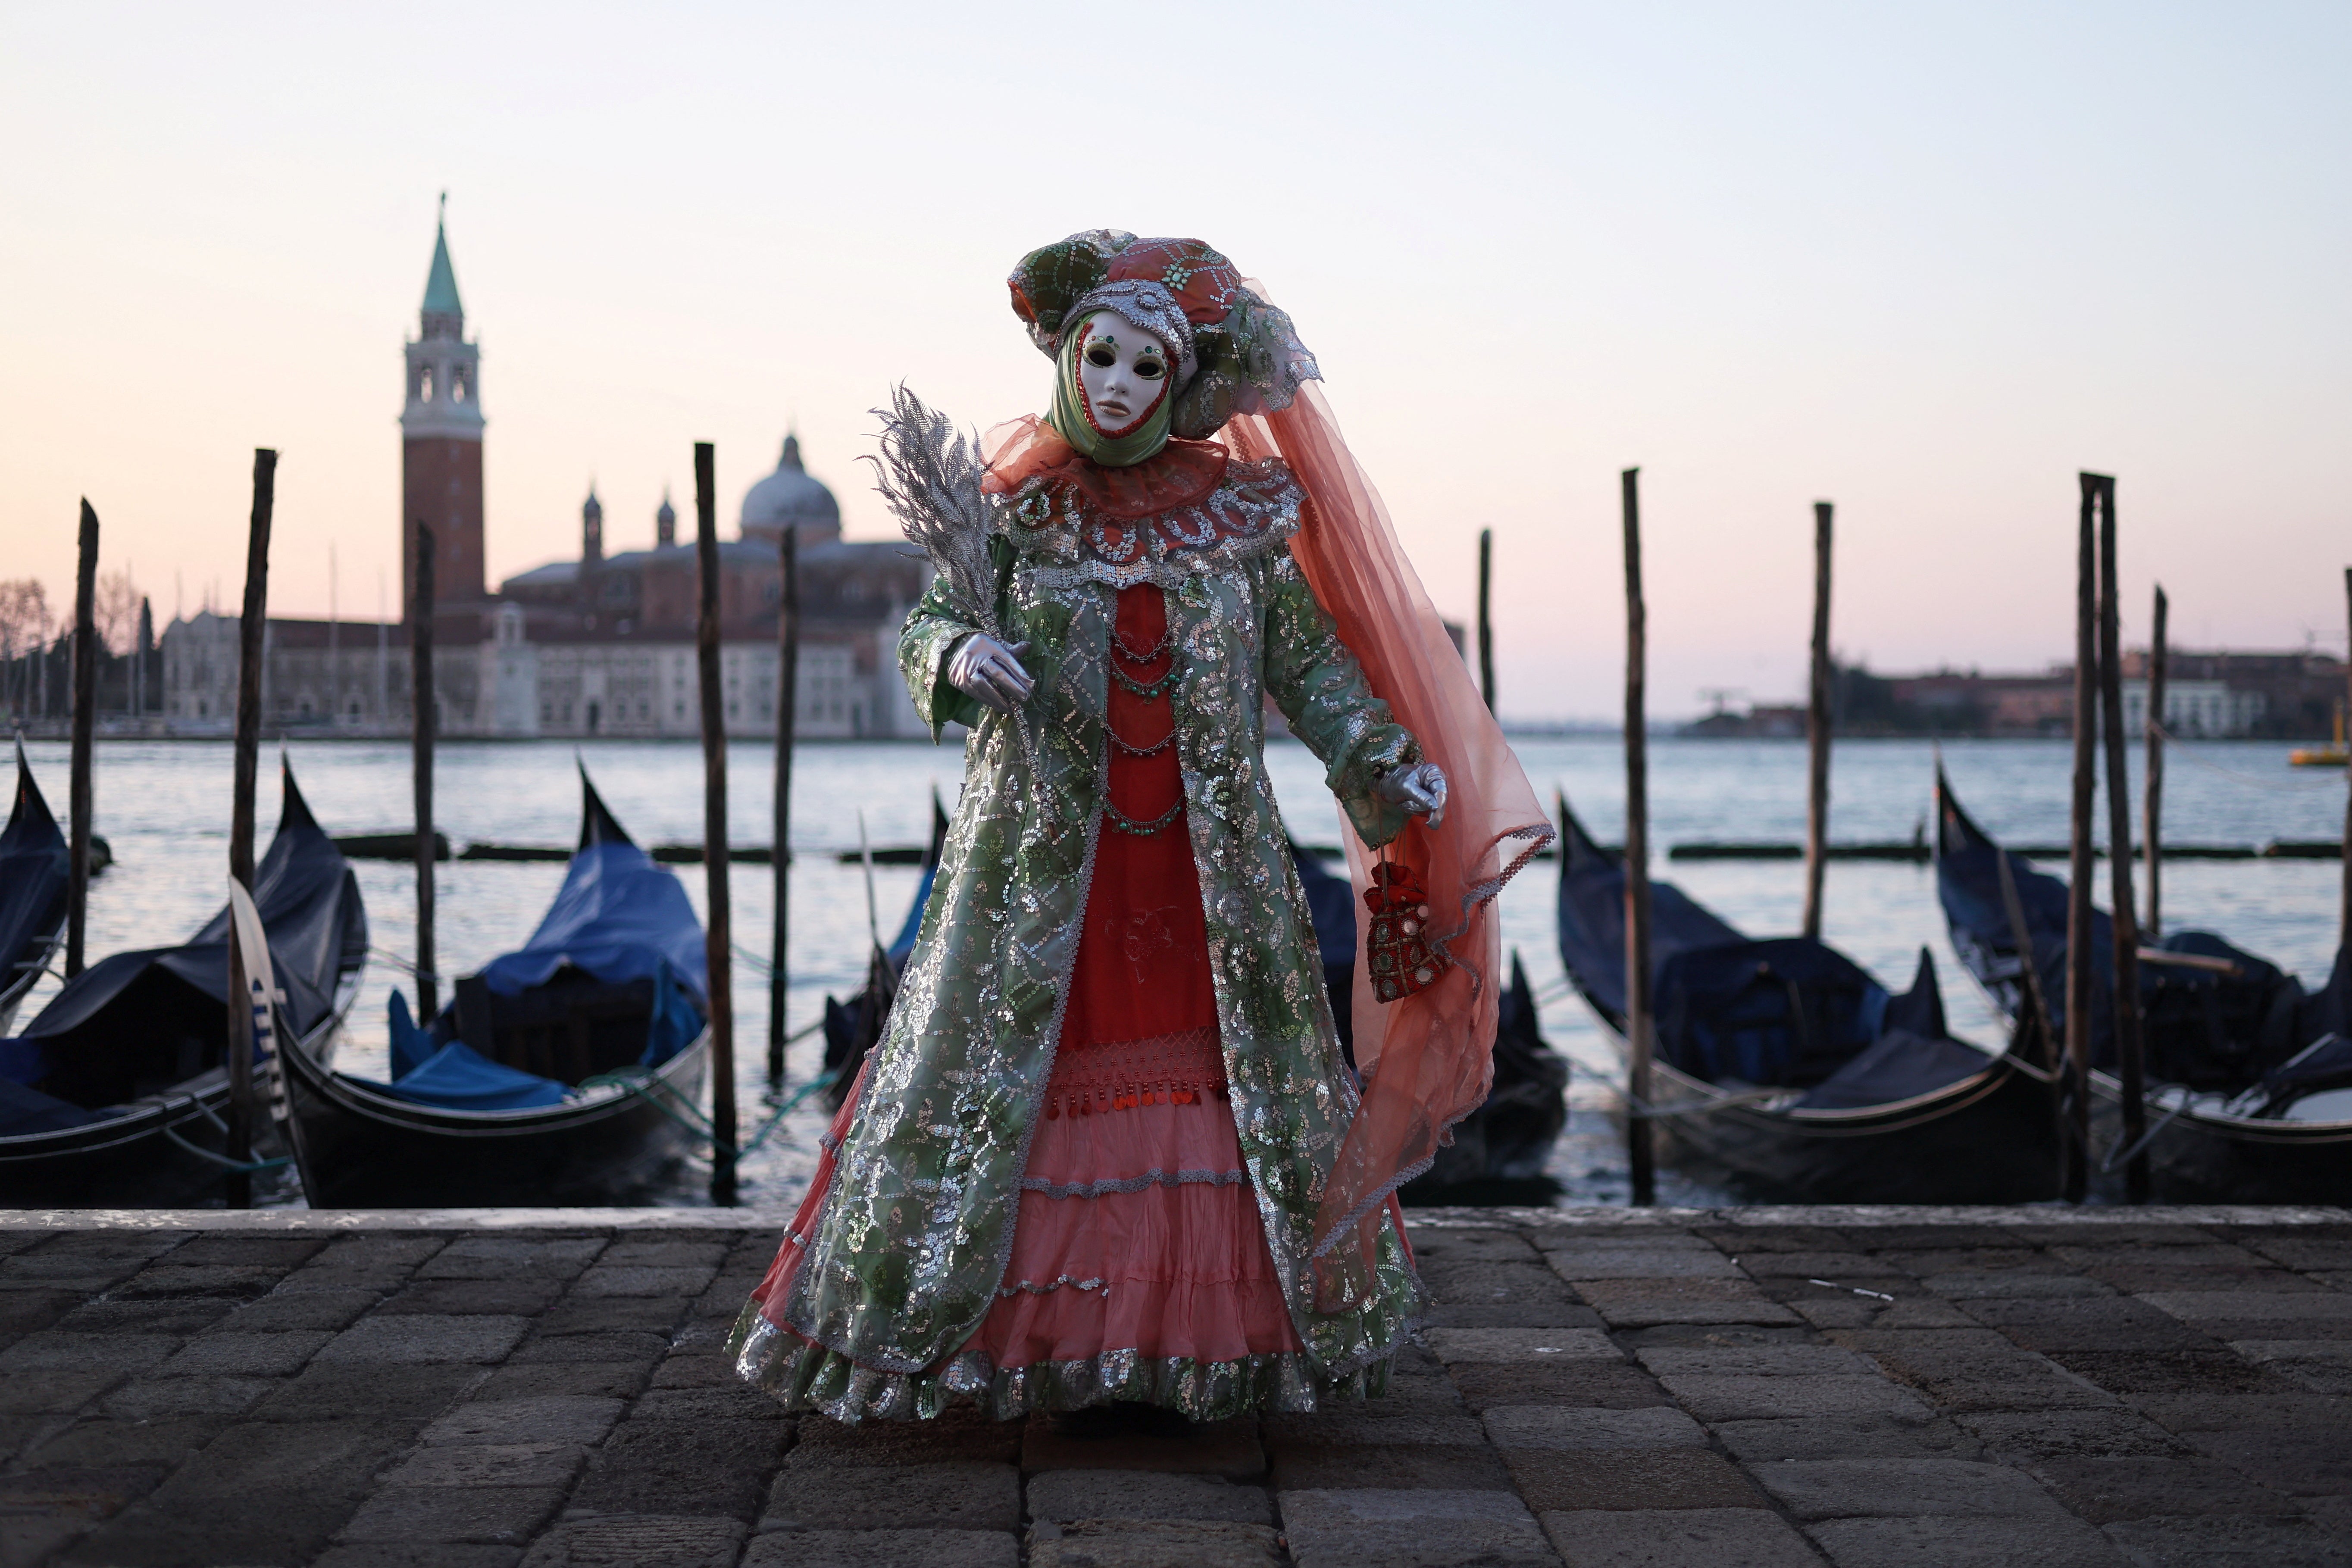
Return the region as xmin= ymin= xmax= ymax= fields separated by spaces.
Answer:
xmin=1104 ymin=598 xmax=1181 ymax=833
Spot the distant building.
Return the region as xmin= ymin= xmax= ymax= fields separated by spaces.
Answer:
xmin=1684 ymin=702 xmax=1805 ymax=739
xmin=161 ymin=211 xmax=927 ymax=740
xmin=2118 ymin=647 xmax=2342 ymax=740
xmin=2119 ymin=678 xmax=2264 ymax=740
xmin=1881 ymin=668 xmax=2076 ymax=737
xmin=162 ymin=611 xmax=403 ymax=729
xmin=1683 ymin=648 xmax=2343 ymax=740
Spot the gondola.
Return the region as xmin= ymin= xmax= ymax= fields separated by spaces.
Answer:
xmin=0 ymin=762 xmax=367 ymax=1206
xmin=1934 ymin=767 xmax=2352 ymax=1202
xmin=1554 ymin=791 xmax=2060 ymax=1202
xmin=820 ymin=793 xmax=950 ymax=1108
xmin=281 ymin=769 xmax=710 ymax=1206
xmin=1290 ymin=840 xmax=1570 ymax=1203
xmin=0 ymin=742 xmax=70 ymax=1036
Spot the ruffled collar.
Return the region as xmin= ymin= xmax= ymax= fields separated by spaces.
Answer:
xmin=982 ymin=415 xmax=1228 ymax=520
xmin=984 ymin=415 xmax=1304 ymax=590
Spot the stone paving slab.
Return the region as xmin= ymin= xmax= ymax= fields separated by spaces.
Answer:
xmin=2 ymin=1205 xmax=2350 ymax=1565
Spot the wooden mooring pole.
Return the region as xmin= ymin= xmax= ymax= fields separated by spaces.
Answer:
xmin=2095 ymin=477 xmax=2149 ymax=1203
xmin=410 ymin=526 xmax=438 ymax=1023
xmin=767 ymin=527 xmax=798 ymax=1086
xmin=1802 ymin=501 xmax=1833 ymax=942
xmin=695 ymin=442 xmax=738 ymax=1206
xmin=66 ymin=503 xmax=98 ymax=979
xmin=2064 ymin=474 xmax=2100 ymax=1204
xmin=2144 ymin=586 xmax=2168 ymax=937
xmin=227 ymin=448 xmax=276 ymax=1209
xmin=2340 ymin=567 xmax=2350 ymax=952
xmin=1477 ymin=528 xmax=1495 ymax=713
xmin=1621 ymin=467 xmax=1655 ymax=1207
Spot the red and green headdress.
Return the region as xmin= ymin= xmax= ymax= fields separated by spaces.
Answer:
xmin=1007 ymin=231 xmax=1320 ymax=441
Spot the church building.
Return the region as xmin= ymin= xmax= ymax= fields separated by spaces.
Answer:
xmin=161 ymin=211 xmax=928 ymax=740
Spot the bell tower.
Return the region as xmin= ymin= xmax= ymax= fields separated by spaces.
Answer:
xmin=401 ymin=195 xmax=486 ymax=612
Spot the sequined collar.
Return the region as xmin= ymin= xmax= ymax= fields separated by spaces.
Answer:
xmin=987 ymin=425 xmax=1229 ymax=521
xmin=998 ymin=456 xmax=1304 ymax=590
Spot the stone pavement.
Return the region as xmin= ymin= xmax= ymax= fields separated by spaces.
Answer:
xmin=2 ymin=1206 xmax=2350 ymax=1568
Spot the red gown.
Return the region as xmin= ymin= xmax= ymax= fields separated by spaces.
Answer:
xmin=755 ymin=581 xmax=1305 ymax=1385
xmin=961 ymin=581 xmax=1305 ymax=1368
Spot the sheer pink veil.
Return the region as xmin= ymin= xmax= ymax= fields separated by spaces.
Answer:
xmin=1224 ymin=376 xmax=1553 ymax=1312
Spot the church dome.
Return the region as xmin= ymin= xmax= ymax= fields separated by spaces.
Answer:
xmin=740 ymin=434 xmax=841 ymax=545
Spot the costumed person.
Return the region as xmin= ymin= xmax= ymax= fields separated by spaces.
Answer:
xmin=731 ymin=231 xmax=1552 ymax=1424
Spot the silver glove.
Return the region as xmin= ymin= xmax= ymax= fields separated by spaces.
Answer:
xmin=1374 ymin=761 xmax=1448 ymax=828
xmin=946 ymin=632 xmax=1034 ymax=713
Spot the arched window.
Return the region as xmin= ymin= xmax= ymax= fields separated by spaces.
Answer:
xmin=418 ymin=366 xmax=434 ymax=403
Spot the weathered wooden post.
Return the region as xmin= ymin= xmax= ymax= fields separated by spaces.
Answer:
xmin=2064 ymin=474 xmax=2101 ymax=1203
xmin=2340 ymin=568 xmax=2350 ymax=952
xmin=1622 ymin=468 xmax=1655 ymax=1207
xmin=66 ymin=502 xmax=98 ymax=978
xmin=2143 ymin=587 xmax=2169 ymax=937
xmin=2095 ymin=478 xmax=2149 ymax=1203
xmin=767 ymin=526 xmax=799 ymax=1085
xmin=226 ymin=449 xmax=277 ymax=1208
xmin=695 ymin=442 xmax=739 ymax=1205
xmin=410 ymin=525 xmax=438 ymax=1021
xmin=1477 ymin=528 xmax=1495 ymax=713
xmin=1802 ymin=501 xmax=1834 ymax=942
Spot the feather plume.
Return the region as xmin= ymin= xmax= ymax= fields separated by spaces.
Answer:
xmin=865 ymin=384 xmax=998 ymax=638
xmin=865 ymin=384 xmax=1042 ymax=775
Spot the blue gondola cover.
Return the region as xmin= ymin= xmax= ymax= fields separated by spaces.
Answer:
xmin=380 ymin=1040 xmax=569 ymax=1112
xmin=479 ymin=837 xmax=707 ymax=1004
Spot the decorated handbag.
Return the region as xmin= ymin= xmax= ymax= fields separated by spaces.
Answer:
xmin=1363 ymin=854 xmax=1452 ymax=1003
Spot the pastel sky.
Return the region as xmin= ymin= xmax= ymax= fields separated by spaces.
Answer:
xmin=4 ymin=1 xmax=2346 ymax=720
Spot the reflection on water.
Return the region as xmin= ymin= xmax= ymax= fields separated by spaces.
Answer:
xmin=13 ymin=735 xmax=2344 ymax=1209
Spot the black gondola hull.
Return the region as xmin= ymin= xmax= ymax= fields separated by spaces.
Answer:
xmin=1626 ymin=1049 xmax=2061 ymax=1204
xmin=2085 ymin=1079 xmax=2352 ymax=1205
xmin=281 ymin=1021 xmax=709 ymax=1208
xmin=0 ymin=1078 xmax=255 ymax=1207
xmin=0 ymin=1006 xmax=347 ymax=1208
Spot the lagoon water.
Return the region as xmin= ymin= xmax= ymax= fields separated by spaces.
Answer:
xmin=13 ymin=734 xmax=2346 ymax=1209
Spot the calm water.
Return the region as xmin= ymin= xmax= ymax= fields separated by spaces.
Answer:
xmin=14 ymin=735 xmax=2346 ymax=1209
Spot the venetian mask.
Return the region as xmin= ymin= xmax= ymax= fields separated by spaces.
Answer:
xmin=1073 ymin=310 xmax=1171 ymax=438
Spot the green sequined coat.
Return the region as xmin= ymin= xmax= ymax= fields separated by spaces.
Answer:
xmin=732 ymin=450 xmax=1429 ymax=1421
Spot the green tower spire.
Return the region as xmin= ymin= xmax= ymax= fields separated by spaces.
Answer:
xmin=422 ymin=191 xmax=463 ymax=322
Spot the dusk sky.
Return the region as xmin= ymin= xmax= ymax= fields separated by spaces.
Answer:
xmin=4 ymin=2 xmax=2346 ymax=720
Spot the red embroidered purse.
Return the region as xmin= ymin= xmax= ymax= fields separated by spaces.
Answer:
xmin=1364 ymin=859 xmax=1451 ymax=1003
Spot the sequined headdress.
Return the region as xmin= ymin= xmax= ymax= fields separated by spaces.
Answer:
xmin=1007 ymin=231 xmax=1320 ymax=441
